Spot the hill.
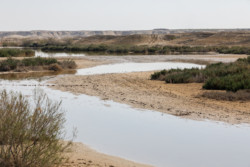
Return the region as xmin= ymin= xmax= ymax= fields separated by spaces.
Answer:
xmin=1 ymin=29 xmax=250 ymax=47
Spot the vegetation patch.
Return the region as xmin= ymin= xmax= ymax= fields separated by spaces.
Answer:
xmin=151 ymin=56 xmax=250 ymax=92
xmin=0 ymin=48 xmax=35 ymax=57
xmin=0 ymin=57 xmax=76 ymax=72
xmin=200 ymin=90 xmax=250 ymax=101
xmin=0 ymin=90 xmax=73 ymax=167
xmin=0 ymin=71 xmax=76 ymax=80
xmin=41 ymin=44 xmax=250 ymax=55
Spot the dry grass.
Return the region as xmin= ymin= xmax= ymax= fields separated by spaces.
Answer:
xmin=200 ymin=90 xmax=250 ymax=101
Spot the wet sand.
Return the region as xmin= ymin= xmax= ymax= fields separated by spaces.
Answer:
xmin=50 ymin=54 xmax=250 ymax=125
xmin=51 ymin=71 xmax=250 ymax=124
xmin=3 ymin=54 xmax=249 ymax=166
xmin=57 ymin=57 xmax=111 ymax=69
xmin=62 ymin=143 xmax=151 ymax=167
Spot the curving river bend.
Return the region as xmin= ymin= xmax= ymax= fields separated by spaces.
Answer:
xmin=1 ymin=51 xmax=250 ymax=167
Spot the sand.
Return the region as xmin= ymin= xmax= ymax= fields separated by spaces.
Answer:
xmin=50 ymin=71 xmax=250 ymax=124
xmin=4 ymin=54 xmax=248 ymax=166
xmin=62 ymin=143 xmax=151 ymax=167
xmin=57 ymin=57 xmax=111 ymax=69
xmin=48 ymin=52 xmax=250 ymax=125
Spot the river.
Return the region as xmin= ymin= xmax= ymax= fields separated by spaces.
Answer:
xmin=0 ymin=50 xmax=250 ymax=167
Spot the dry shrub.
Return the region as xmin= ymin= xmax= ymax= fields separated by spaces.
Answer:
xmin=0 ymin=90 xmax=74 ymax=167
xmin=200 ymin=90 xmax=250 ymax=101
xmin=14 ymin=66 xmax=28 ymax=72
xmin=49 ymin=63 xmax=63 ymax=71
xmin=59 ymin=60 xmax=77 ymax=69
xmin=28 ymin=66 xmax=44 ymax=71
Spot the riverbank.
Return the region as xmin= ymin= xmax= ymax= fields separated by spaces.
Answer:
xmin=23 ymin=54 xmax=250 ymax=165
xmin=0 ymin=57 xmax=77 ymax=76
xmin=48 ymin=54 xmax=249 ymax=125
xmin=2 ymin=54 xmax=249 ymax=166
xmin=62 ymin=143 xmax=151 ymax=167
xmin=0 ymin=56 xmax=107 ymax=74
xmin=50 ymin=71 xmax=250 ymax=124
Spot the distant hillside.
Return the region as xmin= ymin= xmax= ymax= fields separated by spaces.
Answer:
xmin=0 ymin=29 xmax=249 ymax=39
xmin=1 ymin=29 xmax=250 ymax=47
xmin=71 ymin=31 xmax=250 ymax=47
xmin=0 ymin=30 xmax=170 ymax=39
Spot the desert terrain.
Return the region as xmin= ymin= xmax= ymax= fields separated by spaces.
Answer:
xmin=47 ymin=54 xmax=250 ymax=125
xmin=1 ymin=30 xmax=250 ymax=167
xmin=1 ymin=29 xmax=250 ymax=47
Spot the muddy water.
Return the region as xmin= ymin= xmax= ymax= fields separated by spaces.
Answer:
xmin=0 ymin=54 xmax=250 ymax=167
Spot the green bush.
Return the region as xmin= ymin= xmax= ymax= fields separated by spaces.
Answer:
xmin=0 ymin=58 xmax=19 ymax=71
xmin=203 ymin=73 xmax=250 ymax=92
xmin=152 ymin=68 xmax=203 ymax=83
xmin=151 ymin=56 xmax=250 ymax=92
xmin=0 ymin=48 xmax=35 ymax=57
xmin=151 ymin=69 xmax=167 ymax=80
xmin=41 ymin=44 xmax=250 ymax=55
xmin=21 ymin=57 xmax=57 ymax=66
xmin=165 ymin=68 xmax=203 ymax=83
xmin=0 ymin=57 xmax=76 ymax=72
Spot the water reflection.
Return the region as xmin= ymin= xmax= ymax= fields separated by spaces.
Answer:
xmin=0 ymin=57 xmax=249 ymax=167
xmin=0 ymin=80 xmax=250 ymax=167
xmin=77 ymin=62 xmax=205 ymax=75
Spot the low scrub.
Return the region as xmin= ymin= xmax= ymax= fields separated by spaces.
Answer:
xmin=0 ymin=57 xmax=76 ymax=72
xmin=151 ymin=69 xmax=167 ymax=80
xmin=0 ymin=90 xmax=73 ymax=167
xmin=151 ymin=56 xmax=250 ymax=92
xmin=0 ymin=48 xmax=35 ymax=57
xmin=41 ymin=45 xmax=250 ymax=55
xmin=200 ymin=90 xmax=250 ymax=101
xmin=203 ymin=73 xmax=250 ymax=92
xmin=58 ymin=59 xmax=77 ymax=69
xmin=165 ymin=68 xmax=204 ymax=83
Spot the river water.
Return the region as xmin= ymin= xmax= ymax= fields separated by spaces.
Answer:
xmin=0 ymin=50 xmax=250 ymax=167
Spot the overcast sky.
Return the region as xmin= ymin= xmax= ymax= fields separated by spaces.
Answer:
xmin=0 ymin=0 xmax=250 ymax=31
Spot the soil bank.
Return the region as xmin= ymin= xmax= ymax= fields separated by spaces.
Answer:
xmin=50 ymin=71 xmax=250 ymax=124
xmin=62 ymin=143 xmax=152 ymax=167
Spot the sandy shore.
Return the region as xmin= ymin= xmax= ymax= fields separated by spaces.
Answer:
xmin=32 ymin=54 xmax=250 ymax=166
xmin=57 ymin=57 xmax=111 ymax=69
xmin=1 ymin=54 xmax=249 ymax=166
xmin=50 ymin=71 xmax=250 ymax=124
xmin=51 ymin=54 xmax=250 ymax=125
xmin=62 ymin=143 xmax=151 ymax=167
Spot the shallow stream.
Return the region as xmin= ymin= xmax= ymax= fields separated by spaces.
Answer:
xmin=0 ymin=51 xmax=250 ymax=167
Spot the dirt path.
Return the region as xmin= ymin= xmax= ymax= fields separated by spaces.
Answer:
xmin=50 ymin=71 xmax=250 ymax=124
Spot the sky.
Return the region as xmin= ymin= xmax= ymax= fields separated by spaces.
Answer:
xmin=0 ymin=0 xmax=250 ymax=31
